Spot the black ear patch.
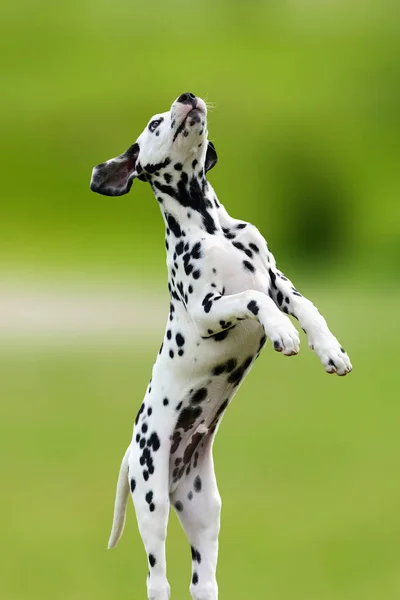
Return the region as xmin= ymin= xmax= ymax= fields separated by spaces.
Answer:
xmin=90 ymin=143 xmax=143 ymax=196
xmin=205 ymin=141 xmax=218 ymax=173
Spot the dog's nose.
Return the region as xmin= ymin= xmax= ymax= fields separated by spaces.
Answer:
xmin=177 ymin=92 xmax=196 ymax=106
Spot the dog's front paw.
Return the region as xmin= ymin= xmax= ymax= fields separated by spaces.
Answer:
xmin=266 ymin=315 xmax=300 ymax=356
xmin=311 ymin=335 xmax=352 ymax=376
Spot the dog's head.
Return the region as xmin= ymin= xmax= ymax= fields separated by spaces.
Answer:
xmin=90 ymin=93 xmax=218 ymax=196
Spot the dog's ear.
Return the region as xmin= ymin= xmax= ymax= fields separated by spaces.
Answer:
xmin=205 ymin=140 xmax=218 ymax=173
xmin=90 ymin=143 xmax=146 ymax=196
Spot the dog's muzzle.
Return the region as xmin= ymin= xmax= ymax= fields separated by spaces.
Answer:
xmin=172 ymin=93 xmax=207 ymax=141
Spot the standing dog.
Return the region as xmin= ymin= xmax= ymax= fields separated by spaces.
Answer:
xmin=90 ymin=92 xmax=352 ymax=600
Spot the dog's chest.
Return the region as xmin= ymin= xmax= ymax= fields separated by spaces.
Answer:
xmin=167 ymin=228 xmax=270 ymax=300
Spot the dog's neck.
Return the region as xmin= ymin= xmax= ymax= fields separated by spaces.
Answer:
xmin=150 ymin=171 xmax=222 ymax=240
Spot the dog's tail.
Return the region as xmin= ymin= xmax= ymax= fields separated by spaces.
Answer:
xmin=107 ymin=445 xmax=131 ymax=549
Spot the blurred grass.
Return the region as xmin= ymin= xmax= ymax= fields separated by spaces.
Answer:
xmin=1 ymin=285 xmax=399 ymax=600
xmin=1 ymin=0 xmax=400 ymax=597
xmin=1 ymin=0 xmax=400 ymax=273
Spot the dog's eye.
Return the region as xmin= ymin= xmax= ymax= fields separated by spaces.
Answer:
xmin=149 ymin=118 xmax=163 ymax=133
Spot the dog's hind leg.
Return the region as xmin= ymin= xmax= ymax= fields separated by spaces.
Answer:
xmin=129 ymin=433 xmax=171 ymax=600
xmin=171 ymin=436 xmax=221 ymax=600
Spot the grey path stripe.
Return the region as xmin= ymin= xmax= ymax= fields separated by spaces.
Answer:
xmin=0 ymin=279 xmax=167 ymax=339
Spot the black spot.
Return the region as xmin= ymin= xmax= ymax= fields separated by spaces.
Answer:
xmin=171 ymin=431 xmax=182 ymax=454
xmin=175 ymin=501 xmax=183 ymax=512
xmin=213 ymin=330 xmax=229 ymax=341
xmin=149 ymin=503 xmax=155 ymax=512
xmin=176 ymin=401 xmax=183 ymax=411
xmin=219 ymin=320 xmax=232 ymax=329
xmin=176 ymin=333 xmax=185 ymax=346
xmin=164 ymin=173 xmax=172 ymax=184
xmin=225 ymin=358 xmax=237 ymax=372
xmin=194 ymin=476 xmax=202 ymax=492
xmin=169 ymin=349 xmax=174 ymax=359
xmin=277 ymin=291 xmax=284 ymax=306
xmin=140 ymin=438 xmax=146 ymax=449
xmin=188 ymin=491 xmax=193 ymax=500
xmin=212 ymin=363 xmax=225 ymax=376
xmin=192 ymin=572 xmax=199 ymax=585
xmin=147 ymin=407 xmax=152 ymax=416
xmin=184 ymin=261 xmax=194 ymax=276
xmin=223 ymin=227 xmax=236 ymax=240
xmin=175 ymin=241 xmax=184 ymax=255
xmin=227 ymin=356 xmax=253 ymax=386
xmin=174 ymin=163 xmax=183 ymax=171
xmin=145 ymin=491 xmax=153 ymax=504
xmin=130 ymin=478 xmax=136 ymax=493
xmin=188 ymin=285 xmax=193 ymax=294
xmin=233 ymin=241 xmax=252 ymax=258
xmin=166 ymin=214 xmax=182 ymax=238
xmin=191 ymin=548 xmax=202 ymax=563
xmin=136 ymin=434 xmax=140 ymax=443
xmin=163 ymin=398 xmax=169 ymax=406
xmin=190 ymin=242 xmax=202 ymax=259
xmin=258 ymin=334 xmax=267 ymax=352
xmin=247 ymin=300 xmax=259 ymax=315
xmin=193 ymin=270 xmax=201 ymax=280
xmin=217 ymin=399 xmax=229 ymax=416
xmin=249 ymin=243 xmax=259 ymax=253
xmin=191 ymin=388 xmax=207 ymax=404
xmin=176 ymin=406 xmax=202 ymax=432
xmin=142 ymin=423 xmax=148 ymax=434
xmin=148 ymin=432 xmax=161 ymax=452
xmin=135 ymin=402 xmax=145 ymax=426
xmin=144 ymin=157 xmax=170 ymax=173
xmin=143 ymin=470 xmax=149 ymax=481
xmin=243 ymin=260 xmax=255 ymax=273
xmin=269 ymin=268 xmax=277 ymax=289
xmin=192 ymin=159 xmax=198 ymax=168
xmin=202 ymin=292 xmax=214 ymax=313
xmin=149 ymin=554 xmax=156 ymax=568
xmin=243 ymin=356 xmax=253 ymax=370
xmin=181 ymin=171 xmax=188 ymax=184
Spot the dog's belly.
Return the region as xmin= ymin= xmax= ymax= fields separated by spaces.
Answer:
xmin=149 ymin=316 xmax=265 ymax=493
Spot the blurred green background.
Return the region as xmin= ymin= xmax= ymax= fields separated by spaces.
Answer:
xmin=1 ymin=0 xmax=400 ymax=598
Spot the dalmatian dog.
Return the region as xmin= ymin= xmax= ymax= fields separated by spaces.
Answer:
xmin=90 ymin=92 xmax=352 ymax=600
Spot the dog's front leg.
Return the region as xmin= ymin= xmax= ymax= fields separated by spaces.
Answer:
xmin=268 ymin=268 xmax=352 ymax=375
xmin=191 ymin=290 xmax=300 ymax=355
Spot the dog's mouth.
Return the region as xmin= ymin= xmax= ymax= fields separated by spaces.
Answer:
xmin=173 ymin=106 xmax=205 ymax=143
